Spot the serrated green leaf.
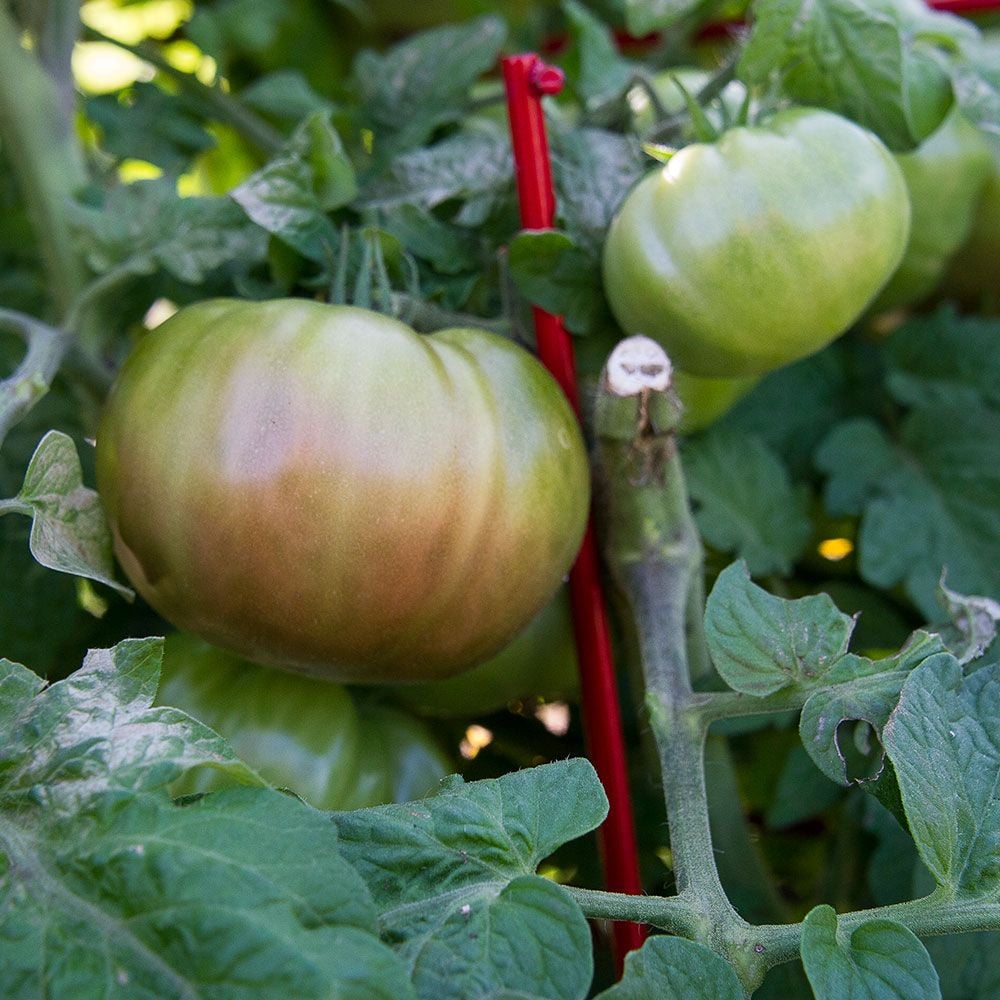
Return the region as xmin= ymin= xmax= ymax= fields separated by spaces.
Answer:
xmin=355 ymin=17 xmax=507 ymax=160
xmin=232 ymin=111 xmax=356 ymax=262
xmin=704 ymin=562 xmax=856 ymax=697
xmin=799 ymin=633 xmax=948 ymax=785
xmin=87 ymin=82 xmax=215 ymax=175
xmin=817 ymin=407 xmax=1000 ymax=620
xmin=739 ymin=0 xmax=971 ymax=151
xmin=883 ymin=656 xmax=1000 ymax=897
xmin=5 ymin=430 xmax=132 ymax=598
xmin=563 ymin=1 xmax=635 ymax=112
xmin=952 ymin=34 xmax=1000 ymax=137
xmin=69 ymin=179 xmax=268 ymax=283
xmin=360 ymin=131 xmax=513 ymax=213
xmin=684 ymin=430 xmax=811 ymax=576
xmin=720 ymin=344 xmax=864 ymax=479
xmin=241 ymin=70 xmax=334 ymax=123
xmin=550 ymin=127 xmax=645 ymax=254
xmin=377 ymin=204 xmax=478 ymax=275
xmin=332 ymin=760 xmax=605 ymax=1000
xmin=0 ymin=638 xmax=262 ymax=806
xmin=0 ymin=639 xmax=415 ymax=998
xmin=594 ymin=935 xmax=744 ymax=999
xmin=508 ymin=230 xmax=608 ymax=335
xmin=883 ymin=309 xmax=1000 ymax=412
xmin=801 ymin=904 xmax=941 ymax=999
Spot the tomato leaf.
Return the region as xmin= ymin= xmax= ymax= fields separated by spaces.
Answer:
xmin=332 ymin=760 xmax=606 ymax=1000
xmin=241 ymin=70 xmax=334 ymax=124
xmin=883 ymin=309 xmax=1000 ymax=413
xmin=0 ymin=638 xmax=417 ymax=998
xmin=704 ymin=562 xmax=857 ymax=696
xmin=765 ymin=746 xmax=845 ymax=830
xmin=883 ymin=656 xmax=1000 ymax=898
xmin=593 ymin=935 xmax=744 ymax=999
xmin=550 ymin=126 xmax=646 ymax=254
xmin=801 ymin=904 xmax=941 ymax=999
xmin=354 ymin=17 xmax=507 ymax=161
xmin=359 ymin=131 xmax=513 ymax=215
xmin=232 ymin=111 xmax=356 ymax=263
xmin=799 ymin=637 xmax=949 ymax=786
xmin=817 ymin=406 xmax=1000 ymax=620
xmin=1 ymin=430 xmax=132 ymax=598
xmin=68 ymin=179 xmax=268 ymax=283
xmin=86 ymin=83 xmax=215 ymax=175
xmin=739 ymin=0 xmax=973 ymax=151
xmin=508 ymin=230 xmax=609 ymax=335
xmin=563 ymin=1 xmax=635 ymax=112
xmin=683 ymin=429 xmax=812 ymax=576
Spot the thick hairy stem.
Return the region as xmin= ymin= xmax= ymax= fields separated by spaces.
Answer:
xmin=0 ymin=2 xmax=88 ymax=319
xmin=0 ymin=309 xmax=70 ymax=447
xmin=594 ymin=337 xmax=753 ymax=967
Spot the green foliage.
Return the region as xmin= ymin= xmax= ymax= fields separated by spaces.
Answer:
xmin=1 ymin=0 xmax=999 ymax=995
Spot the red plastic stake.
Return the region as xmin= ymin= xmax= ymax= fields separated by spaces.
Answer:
xmin=928 ymin=0 xmax=1000 ymax=11
xmin=502 ymin=53 xmax=647 ymax=969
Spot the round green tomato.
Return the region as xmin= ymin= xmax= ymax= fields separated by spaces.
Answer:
xmin=157 ymin=633 xmax=449 ymax=809
xmin=602 ymin=108 xmax=911 ymax=378
xmin=97 ymin=300 xmax=590 ymax=683
xmin=391 ymin=587 xmax=579 ymax=718
xmin=873 ymin=111 xmax=992 ymax=311
xmin=673 ymin=369 xmax=759 ymax=435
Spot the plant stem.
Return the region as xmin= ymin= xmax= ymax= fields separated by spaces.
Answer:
xmin=0 ymin=309 xmax=71 ymax=446
xmin=754 ymin=890 xmax=1000 ymax=973
xmin=0 ymin=2 xmax=88 ymax=320
xmin=566 ymin=886 xmax=702 ymax=937
xmin=594 ymin=339 xmax=766 ymax=984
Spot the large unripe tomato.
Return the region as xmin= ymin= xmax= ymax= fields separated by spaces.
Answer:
xmin=940 ymin=137 xmax=1000 ymax=306
xmin=873 ymin=111 xmax=992 ymax=312
xmin=157 ymin=634 xmax=450 ymax=809
xmin=602 ymin=108 xmax=911 ymax=378
xmin=97 ymin=300 xmax=590 ymax=682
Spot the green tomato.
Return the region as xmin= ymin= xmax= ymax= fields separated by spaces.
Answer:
xmin=391 ymin=587 xmax=579 ymax=718
xmin=941 ymin=137 xmax=1000 ymax=306
xmin=673 ymin=369 xmax=759 ymax=435
xmin=873 ymin=111 xmax=992 ymax=312
xmin=157 ymin=633 xmax=450 ymax=809
xmin=97 ymin=299 xmax=590 ymax=683
xmin=602 ymin=108 xmax=911 ymax=378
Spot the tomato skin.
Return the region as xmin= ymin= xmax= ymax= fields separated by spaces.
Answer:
xmin=157 ymin=634 xmax=450 ymax=809
xmin=97 ymin=299 xmax=590 ymax=683
xmin=873 ymin=111 xmax=992 ymax=311
xmin=602 ymin=109 xmax=911 ymax=378
xmin=391 ymin=587 xmax=579 ymax=718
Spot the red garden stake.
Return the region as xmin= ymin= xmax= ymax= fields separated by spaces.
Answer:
xmin=502 ymin=53 xmax=647 ymax=969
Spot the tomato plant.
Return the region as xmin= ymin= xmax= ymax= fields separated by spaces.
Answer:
xmin=96 ymin=298 xmax=590 ymax=683
xmin=602 ymin=108 xmax=911 ymax=377
xmin=158 ymin=633 xmax=450 ymax=809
